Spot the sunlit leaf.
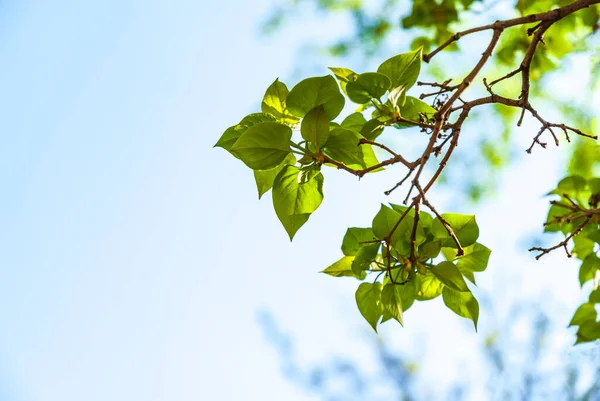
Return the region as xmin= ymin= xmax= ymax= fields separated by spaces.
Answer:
xmin=253 ymin=154 xmax=296 ymax=199
xmin=431 ymin=213 xmax=479 ymax=248
xmin=230 ymin=122 xmax=292 ymax=170
xmin=261 ymin=79 xmax=300 ymax=125
xmin=377 ymin=48 xmax=422 ymax=90
xmin=442 ymin=287 xmax=479 ymax=330
xmin=272 ymin=166 xmax=324 ymax=239
xmin=431 ymin=261 xmax=470 ymax=292
xmin=287 ymin=75 xmax=345 ymax=120
xmin=346 ymin=72 xmax=391 ymax=104
xmin=321 ymin=256 xmax=367 ymax=279
xmin=355 ymin=282 xmax=383 ymax=331
xmin=301 ymin=105 xmax=329 ymax=149
xmin=381 ymin=283 xmax=403 ymax=324
xmin=342 ymin=227 xmax=377 ymax=256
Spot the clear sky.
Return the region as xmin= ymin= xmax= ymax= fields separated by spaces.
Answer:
xmin=0 ymin=1 xmax=595 ymax=401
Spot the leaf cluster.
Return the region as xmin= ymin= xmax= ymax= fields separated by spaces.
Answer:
xmin=540 ymin=175 xmax=600 ymax=343
xmin=215 ymin=49 xmax=433 ymax=240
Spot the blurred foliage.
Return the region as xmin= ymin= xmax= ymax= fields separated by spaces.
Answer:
xmin=260 ymin=309 xmax=600 ymax=400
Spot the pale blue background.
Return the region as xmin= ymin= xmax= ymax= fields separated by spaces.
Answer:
xmin=0 ymin=1 xmax=594 ymax=400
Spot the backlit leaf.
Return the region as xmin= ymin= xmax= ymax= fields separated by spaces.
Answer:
xmin=355 ymin=282 xmax=383 ymax=331
xmin=272 ymin=166 xmax=324 ymax=239
xmin=230 ymin=122 xmax=292 ymax=170
xmin=287 ymin=75 xmax=345 ymax=120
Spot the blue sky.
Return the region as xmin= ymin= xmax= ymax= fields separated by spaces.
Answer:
xmin=0 ymin=1 xmax=595 ymax=400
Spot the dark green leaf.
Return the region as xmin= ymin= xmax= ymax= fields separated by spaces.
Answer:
xmin=361 ymin=119 xmax=385 ymax=141
xmin=324 ymin=128 xmax=363 ymax=167
xmin=377 ymin=49 xmax=422 ymax=90
xmin=587 ymin=228 xmax=600 ymax=244
xmin=569 ymin=303 xmax=597 ymax=326
xmin=253 ymin=154 xmax=296 ymax=199
xmin=352 ymin=243 xmax=381 ymax=275
xmin=577 ymin=321 xmax=600 ymax=343
xmin=342 ymin=227 xmax=377 ymax=256
xmin=431 ymin=261 xmax=470 ymax=292
xmin=442 ymin=287 xmax=479 ymax=330
xmin=341 ymin=112 xmax=367 ymax=132
xmin=261 ymin=79 xmax=300 ymax=125
xmin=230 ymin=122 xmax=292 ymax=170
xmin=321 ymin=256 xmax=367 ymax=279
xmin=381 ymin=283 xmax=403 ymax=324
xmin=579 ymin=254 xmax=600 ymax=287
xmin=272 ymin=166 xmax=324 ymax=240
xmin=287 ymin=75 xmax=345 ymax=120
xmin=301 ymin=106 xmax=329 ymax=149
xmin=346 ymin=72 xmax=391 ymax=104
xmin=419 ymin=240 xmax=441 ymax=259
xmin=355 ymin=282 xmax=384 ymax=331
xmin=589 ymin=288 xmax=600 ymax=303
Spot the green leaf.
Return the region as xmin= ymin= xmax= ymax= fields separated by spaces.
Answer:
xmin=342 ymin=227 xmax=377 ymax=256
xmin=359 ymin=142 xmax=382 ymax=170
xmin=419 ymin=240 xmax=441 ymax=259
xmin=588 ymin=228 xmax=600 ymax=244
xmin=372 ymin=204 xmax=401 ymax=238
xmin=543 ymin=204 xmax=565 ymax=233
xmin=287 ymin=75 xmax=345 ymax=120
xmin=323 ymin=128 xmax=364 ymax=167
xmin=590 ymin=288 xmax=600 ymax=303
xmin=346 ymin=72 xmax=391 ymax=104
xmin=579 ymin=254 xmax=600 ymax=287
xmin=253 ymin=154 xmax=296 ymax=199
xmin=387 ymin=85 xmax=406 ymax=108
xmin=301 ymin=106 xmax=329 ymax=149
xmin=355 ymin=282 xmax=383 ymax=331
xmin=215 ymin=113 xmax=276 ymax=152
xmin=381 ymin=283 xmax=403 ymax=324
xmin=572 ymin=228 xmax=596 ymax=259
xmin=230 ymin=122 xmax=292 ymax=170
xmin=431 ymin=213 xmax=479 ymax=248
xmin=329 ymin=67 xmax=358 ymax=96
xmin=272 ymin=166 xmax=324 ymax=240
xmin=385 ymin=271 xmax=417 ymax=311
xmin=577 ymin=322 xmax=600 ymax=343
xmin=589 ymin=177 xmax=600 ymax=194
xmin=377 ymin=49 xmax=422 ymax=90
xmin=379 ymin=204 xmax=426 ymax=255
xmin=399 ymin=277 xmax=416 ymax=311
xmin=415 ymin=271 xmax=444 ymax=300
xmin=361 ymin=119 xmax=385 ymax=141
xmin=549 ymin=175 xmax=588 ymax=196
xmin=352 ymin=243 xmax=381 ymax=275
xmin=569 ymin=303 xmax=597 ymax=326
xmin=341 ymin=112 xmax=367 ymax=132
xmin=455 ymin=243 xmax=491 ymax=273
xmin=395 ymin=96 xmax=436 ymax=129
xmin=321 ymin=256 xmax=366 ymax=279
xmin=431 ymin=261 xmax=470 ymax=292
xmin=261 ymin=79 xmax=300 ymax=125
xmin=442 ymin=287 xmax=479 ymax=330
